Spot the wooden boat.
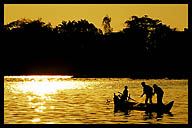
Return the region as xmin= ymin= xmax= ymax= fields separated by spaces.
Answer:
xmin=114 ymin=93 xmax=174 ymax=113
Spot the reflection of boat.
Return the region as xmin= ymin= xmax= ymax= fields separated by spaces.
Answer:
xmin=114 ymin=93 xmax=174 ymax=113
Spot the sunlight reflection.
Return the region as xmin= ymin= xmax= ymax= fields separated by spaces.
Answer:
xmin=46 ymin=122 xmax=55 ymax=124
xmin=6 ymin=75 xmax=87 ymax=116
xmin=6 ymin=76 xmax=88 ymax=116
xmin=50 ymin=106 xmax=54 ymax=109
xmin=5 ymin=75 xmax=90 ymax=97
xmin=34 ymin=105 xmax=47 ymax=113
xmin=27 ymin=95 xmax=47 ymax=113
xmin=35 ymin=108 xmax=43 ymax=113
xmin=17 ymin=81 xmax=78 ymax=96
xmin=31 ymin=118 xmax=41 ymax=122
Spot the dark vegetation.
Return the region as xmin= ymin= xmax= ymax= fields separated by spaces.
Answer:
xmin=1 ymin=15 xmax=190 ymax=78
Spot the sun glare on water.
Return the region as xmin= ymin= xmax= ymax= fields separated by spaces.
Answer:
xmin=5 ymin=75 xmax=77 ymax=96
xmin=5 ymin=75 xmax=81 ymax=122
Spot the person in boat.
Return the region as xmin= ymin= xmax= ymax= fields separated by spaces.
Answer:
xmin=153 ymin=84 xmax=164 ymax=104
xmin=120 ymin=86 xmax=129 ymax=101
xmin=140 ymin=82 xmax=153 ymax=104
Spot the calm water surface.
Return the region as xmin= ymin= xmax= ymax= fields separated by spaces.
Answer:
xmin=4 ymin=76 xmax=188 ymax=124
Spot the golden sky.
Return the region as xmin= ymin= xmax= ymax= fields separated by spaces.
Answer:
xmin=4 ymin=4 xmax=188 ymax=31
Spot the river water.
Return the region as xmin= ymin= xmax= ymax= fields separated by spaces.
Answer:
xmin=4 ymin=76 xmax=188 ymax=124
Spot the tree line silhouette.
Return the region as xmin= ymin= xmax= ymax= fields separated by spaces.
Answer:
xmin=2 ymin=15 xmax=189 ymax=78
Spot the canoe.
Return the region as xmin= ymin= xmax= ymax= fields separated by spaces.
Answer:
xmin=114 ymin=94 xmax=174 ymax=113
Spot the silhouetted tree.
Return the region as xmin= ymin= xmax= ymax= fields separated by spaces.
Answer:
xmin=3 ymin=18 xmax=57 ymax=57
xmin=3 ymin=16 xmax=188 ymax=78
xmin=4 ymin=18 xmax=31 ymax=31
xmin=56 ymin=19 xmax=100 ymax=39
xmin=4 ymin=18 xmax=53 ymax=33
xmin=102 ymin=15 xmax=113 ymax=34
xmin=54 ymin=19 xmax=103 ymax=51
xmin=123 ymin=15 xmax=172 ymax=56
xmin=149 ymin=22 xmax=172 ymax=55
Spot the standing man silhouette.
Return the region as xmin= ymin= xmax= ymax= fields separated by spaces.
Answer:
xmin=153 ymin=84 xmax=164 ymax=104
xmin=140 ymin=82 xmax=153 ymax=104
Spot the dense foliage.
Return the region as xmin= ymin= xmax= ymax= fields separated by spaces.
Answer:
xmin=2 ymin=15 xmax=189 ymax=78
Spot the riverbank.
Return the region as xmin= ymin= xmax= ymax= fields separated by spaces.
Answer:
xmin=72 ymin=72 xmax=188 ymax=79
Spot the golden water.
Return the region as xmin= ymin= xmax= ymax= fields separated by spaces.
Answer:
xmin=4 ymin=76 xmax=188 ymax=124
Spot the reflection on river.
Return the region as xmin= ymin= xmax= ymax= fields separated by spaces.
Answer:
xmin=114 ymin=108 xmax=174 ymax=122
xmin=4 ymin=76 xmax=188 ymax=124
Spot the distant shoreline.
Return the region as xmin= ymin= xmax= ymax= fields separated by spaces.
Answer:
xmin=3 ymin=73 xmax=188 ymax=80
xmin=72 ymin=74 xmax=188 ymax=79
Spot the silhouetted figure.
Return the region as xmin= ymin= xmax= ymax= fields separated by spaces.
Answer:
xmin=153 ymin=84 xmax=164 ymax=104
xmin=140 ymin=82 xmax=153 ymax=104
xmin=121 ymin=86 xmax=128 ymax=101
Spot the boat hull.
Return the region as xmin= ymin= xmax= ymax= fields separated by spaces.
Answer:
xmin=114 ymin=95 xmax=174 ymax=113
